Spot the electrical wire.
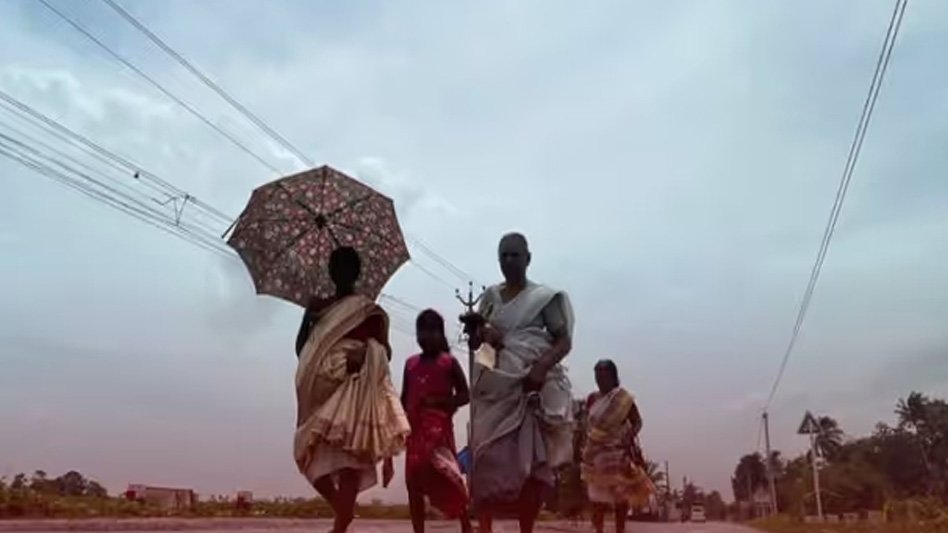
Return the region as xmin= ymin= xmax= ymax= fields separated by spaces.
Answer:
xmin=0 ymin=140 xmax=233 ymax=259
xmin=0 ymin=89 xmax=232 ymax=225
xmin=408 ymin=235 xmax=482 ymax=286
xmin=1 ymin=126 xmax=451 ymax=320
xmin=763 ymin=0 xmax=908 ymax=409
xmin=26 ymin=0 xmax=486 ymax=315
xmin=88 ymin=0 xmax=482 ymax=290
xmin=34 ymin=0 xmax=284 ymax=174
xmin=99 ymin=0 xmax=314 ymax=169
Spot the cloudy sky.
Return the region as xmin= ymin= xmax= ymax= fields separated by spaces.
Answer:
xmin=2 ymin=0 xmax=947 ymax=502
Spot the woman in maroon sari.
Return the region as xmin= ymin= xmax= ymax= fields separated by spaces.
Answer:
xmin=401 ymin=309 xmax=473 ymax=533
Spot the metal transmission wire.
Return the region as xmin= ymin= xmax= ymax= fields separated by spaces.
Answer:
xmin=34 ymin=0 xmax=284 ymax=174
xmin=90 ymin=0 xmax=483 ymax=290
xmin=379 ymin=293 xmax=424 ymax=314
xmin=0 ymin=123 xmax=156 ymax=209
xmin=1 ymin=122 xmax=443 ymax=318
xmin=0 ymin=89 xmax=232 ymax=229
xmin=99 ymin=0 xmax=314 ymax=169
xmin=408 ymin=235 xmax=483 ymax=287
xmin=0 ymin=97 xmax=459 ymax=316
xmin=763 ymin=0 xmax=908 ymax=410
xmin=0 ymin=84 xmax=468 ymax=289
xmin=0 ymin=139 xmax=233 ymax=259
xmin=0 ymin=138 xmax=233 ymax=256
xmin=2 ymin=133 xmax=435 ymax=315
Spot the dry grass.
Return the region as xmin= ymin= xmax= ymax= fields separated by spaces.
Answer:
xmin=752 ymin=515 xmax=948 ymax=533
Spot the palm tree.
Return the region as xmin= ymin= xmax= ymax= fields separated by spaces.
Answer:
xmin=732 ymin=453 xmax=767 ymax=502
xmin=645 ymin=460 xmax=666 ymax=488
xmin=815 ymin=416 xmax=845 ymax=460
xmin=768 ymin=450 xmax=784 ymax=479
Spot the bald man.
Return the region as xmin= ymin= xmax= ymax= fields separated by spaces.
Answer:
xmin=463 ymin=232 xmax=575 ymax=533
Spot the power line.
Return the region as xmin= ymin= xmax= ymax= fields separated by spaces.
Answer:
xmin=34 ymin=0 xmax=284 ymax=174
xmin=37 ymin=0 xmax=482 ymax=294
xmin=0 ymin=89 xmax=232 ymax=224
xmin=409 ymin=260 xmax=459 ymax=290
xmin=1 ymin=131 xmax=440 ymax=319
xmin=99 ymin=0 xmax=314 ymax=169
xmin=86 ymin=0 xmax=482 ymax=290
xmin=379 ymin=293 xmax=424 ymax=314
xmin=764 ymin=0 xmax=908 ymax=410
xmin=0 ymin=99 xmax=168 ymax=201
xmin=1 ymin=120 xmax=446 ymax=317
xmin=1 ymin=135 xmax=232 ymax=256
xmin=408 ymin=235 xmax=482 ymax=286
xmin=0 ymin=98 xmax=465 ymax=314
xmin=0 ymin=139 xmax=233 ymax=259
xmin=0 ymin=121 xmax=159 ymax=207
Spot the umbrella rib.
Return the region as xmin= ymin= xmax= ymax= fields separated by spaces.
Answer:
xmin=323 ymin=193 xmax=375 ymax=220
xmin=329 ymin=218 xmax=407 ymax=252
xmin=273 ymin=181 xmax=345 ymax=248
xmin=231 ymin=216 xmax=314 ymax=229
xmin=268 ymin=224 xmax=318 ymax=266
xmin=325 ymin=224 xmax=341 ymax=247
xmin=277 ymin=182 xmax=322 ymax=218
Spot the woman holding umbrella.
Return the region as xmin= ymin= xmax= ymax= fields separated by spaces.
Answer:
xmin=228 ymin=166 xmax=413 ymax=532
xmin=293 ymin=246 xmax=409 ymax=532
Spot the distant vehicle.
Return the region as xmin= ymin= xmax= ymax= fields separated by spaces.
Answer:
xmin=690 ymin=505 xmax=706 ymax=523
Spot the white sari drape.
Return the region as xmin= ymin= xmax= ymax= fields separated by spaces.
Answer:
xmin=470 ymin=282 xmax=575 ymax=504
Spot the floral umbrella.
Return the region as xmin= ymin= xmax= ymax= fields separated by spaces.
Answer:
xmin=227 ymin=165 xmax=409 ymax=307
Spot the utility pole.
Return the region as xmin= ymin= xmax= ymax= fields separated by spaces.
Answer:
xmin=662 ymin=461 xmax=671 ymax=522
xmin=745 ymin=472 xmax=753 ymax=518
xmin=665 ymin=460 xmax=671 ymax=494
xmin=456 ymin=282 xmax=485 ymax=504
xmin=809 ymin=432 xmax=824 ymax=521
xmin=456 ymin=282 xmax=485 ymax=390
xmin=763 ymin=412 xmax=778 ymax=515
xmin=798 ymin=411 xmax=824 ymax=522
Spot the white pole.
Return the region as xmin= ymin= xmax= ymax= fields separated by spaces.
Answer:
xmin=763 ymin=412 xmax=778 ymax=515
xmin=809 ymin=432 xmax=824 ymax=521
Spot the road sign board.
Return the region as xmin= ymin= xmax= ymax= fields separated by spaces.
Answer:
xmin=798 ymin=411 xmax=820 ymax=434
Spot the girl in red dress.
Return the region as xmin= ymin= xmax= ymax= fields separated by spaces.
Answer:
xmin=401 ymin=309 xmax=473 ymax=533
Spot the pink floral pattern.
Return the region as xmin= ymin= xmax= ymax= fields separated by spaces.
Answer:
xmin=227 ymin=165 xmax=410 ymax=307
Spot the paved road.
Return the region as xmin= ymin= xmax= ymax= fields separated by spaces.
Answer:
xmin=203 ymin=523 xmax=758 ymax=532
xmin=0 ymin=519 xmax=759 ymax=533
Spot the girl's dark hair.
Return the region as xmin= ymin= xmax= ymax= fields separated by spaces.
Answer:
xmin=417 ymin=309 xmax=451 ymax=353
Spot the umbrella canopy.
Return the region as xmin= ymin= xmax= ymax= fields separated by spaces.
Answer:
xmin=227 ymin=165 xmax=409 ymax=307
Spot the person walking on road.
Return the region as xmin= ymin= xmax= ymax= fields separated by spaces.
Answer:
xmin=401 ymin=309 xmax=473 ymax=533
xmin=581 ymin=359 xmax=654 ymax=533
xmin=462 ymin=232 xmax=576 ymax=533
xmin=293 ymin=246 xmax=410 ymax=533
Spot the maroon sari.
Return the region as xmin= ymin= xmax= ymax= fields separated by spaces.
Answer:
xmin=404 ymin=353 xmax=469 ymax=518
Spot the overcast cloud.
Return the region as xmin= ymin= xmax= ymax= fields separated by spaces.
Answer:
xmin=2 ymin=0 xmax=947 ymax=502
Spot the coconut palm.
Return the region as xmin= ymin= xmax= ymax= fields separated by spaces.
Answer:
xmin=731 ymin=453 xmax=767 ymax=502
xmin=815 ymin=416 xmax=845 ymax=460
xmin=645 ymin=460 xmax=666 ymax=487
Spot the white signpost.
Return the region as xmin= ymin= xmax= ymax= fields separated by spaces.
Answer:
xmin=798 ymin=411 xmax=824 ymax=522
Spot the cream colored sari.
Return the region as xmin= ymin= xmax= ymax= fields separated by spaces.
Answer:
xmin=293 ymin=295 xmax=410 ymax=492
xmin=581 ymin=387 xmax=654 ymax=506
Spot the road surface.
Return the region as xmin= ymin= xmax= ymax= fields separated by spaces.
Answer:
xmin=0 ymin=518 xmax=759 ymax=533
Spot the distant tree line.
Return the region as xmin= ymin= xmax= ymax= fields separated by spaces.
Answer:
xmin=731 ymin=391 xmax=948 ymax=517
